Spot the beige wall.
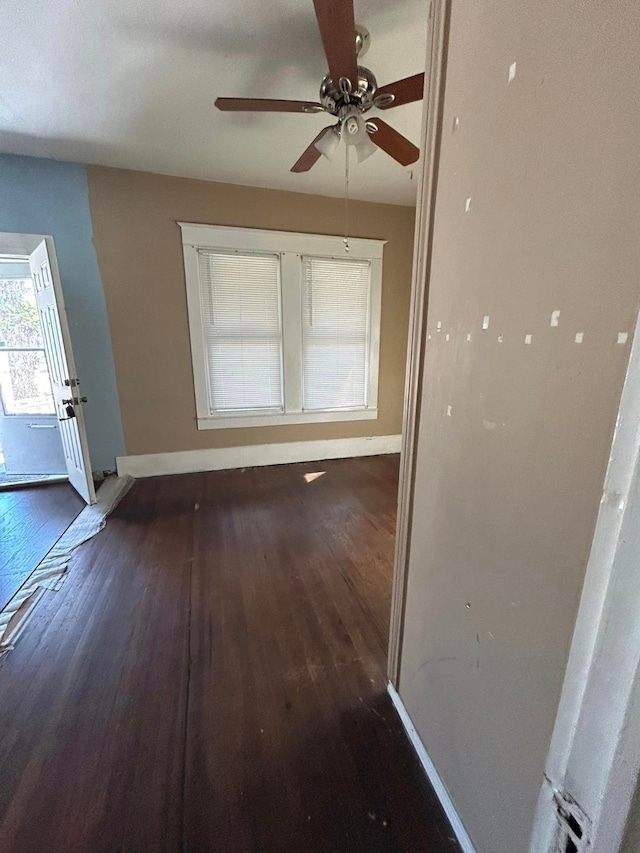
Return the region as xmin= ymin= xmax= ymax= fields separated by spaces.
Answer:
xmin=397 ymin=2 xmax=640 ymax=852
xmin=86 ymin=166 xmax=414 ymax=456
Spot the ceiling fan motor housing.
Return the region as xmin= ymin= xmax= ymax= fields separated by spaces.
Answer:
xmin=319 ymin=65 xmax=378 ymax=115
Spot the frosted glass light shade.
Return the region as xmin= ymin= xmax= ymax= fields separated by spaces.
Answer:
xmin=315 ymin=127 xmax=340 ymax=160
xmin=355 ymin=134 xmax=377 ymax=163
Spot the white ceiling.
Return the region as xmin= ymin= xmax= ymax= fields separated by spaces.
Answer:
xmin=0 ymin=0 xmax=427 ymax=205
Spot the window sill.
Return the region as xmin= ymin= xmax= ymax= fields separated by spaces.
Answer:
xmin=197 ymin=408 xmax=378 ymax=430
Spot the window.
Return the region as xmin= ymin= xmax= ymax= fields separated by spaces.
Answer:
xmin=301 ymin=255 xmax=370 ymax=411
xmin=0 ymin=263 xmax=55 ymax=417
xmin=181 ymin=224 xmax=383 ymax=430
xmin=197 ymin=250 xmax=283 ymax=413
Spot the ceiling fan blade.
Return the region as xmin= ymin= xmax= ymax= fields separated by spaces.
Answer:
xmin=312 ymin=0 xmax=358 ymax=87
xmin=367 ymin=119 xmax=420 ymax=166
xmin=215 ymin=98 xmax=323 ymax=113
xmin=376 ymin=73 xmax=425 ymax=109
xmin=291 ymin=127 xmax=332 ymax=173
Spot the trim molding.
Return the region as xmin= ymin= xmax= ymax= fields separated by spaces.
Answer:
xmin=197 ymin=408 xmax=377 ymax=430
xmin=178 ymin=222 xmax=386 ymax=258
xmin=387 ymin=683 xmax=477 ymax=853
xmin=388 ymin=0 xmax=452 ymax=685
xmin=116 ymin=434 xmax=402 ymax=478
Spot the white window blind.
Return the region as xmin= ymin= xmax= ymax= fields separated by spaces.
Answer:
xmin=301 ymin=255 xmax=371 ymax=411
xmin=197 ymin=249 xmax=283 ymax=413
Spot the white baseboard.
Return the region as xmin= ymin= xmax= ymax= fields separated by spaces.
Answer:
xmin=116 ymin=434 xmax=402 ymax=478
xmin=387 ymin=682 xmax=477 ymax=853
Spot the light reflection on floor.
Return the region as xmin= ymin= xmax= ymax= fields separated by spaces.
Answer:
xmin=303 ymin=471 xmax=326 ymax=483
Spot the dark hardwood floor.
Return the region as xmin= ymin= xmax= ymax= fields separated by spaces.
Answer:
xmin=0 ymin=482 xmax=84 ymax=610
xmin=0 ymin=456 xmax=458 ymax=852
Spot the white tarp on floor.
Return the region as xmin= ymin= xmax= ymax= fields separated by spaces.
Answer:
xmin=0 ymin=475 xmax=133 ymax=655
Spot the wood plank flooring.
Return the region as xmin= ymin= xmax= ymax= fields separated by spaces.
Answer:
xmin=0 ymin=482 xmax=84 ymax=610
xmin=0 ymin=456 xmax=459 ymax=852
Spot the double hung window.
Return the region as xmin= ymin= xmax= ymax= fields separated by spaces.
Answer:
xmin=180 ymin=224 xmax=383 ymax=430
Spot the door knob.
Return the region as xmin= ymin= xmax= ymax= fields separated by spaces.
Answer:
xmin=59 ymin=404 xmax=76 ymax=421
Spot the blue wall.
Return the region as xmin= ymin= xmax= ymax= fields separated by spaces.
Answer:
xmin=0 ymin=154 xmax=125 ymax=470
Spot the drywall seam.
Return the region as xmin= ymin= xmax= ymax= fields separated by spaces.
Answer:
xmin=116 ymin=434 xmax=402 ymax=478
xmin=0 ymin=475 xmax=133 ymax=655
xmin=388 ymin=682 xmax=477 ymax=853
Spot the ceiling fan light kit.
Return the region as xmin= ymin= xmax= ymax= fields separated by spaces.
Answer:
xmin=314 ymin=126 xmax=341 ymax=160
xmin=214 ymin=0 xmax=425 ymax=174
xmin=354 ymin=132 xmax=378 ymax=163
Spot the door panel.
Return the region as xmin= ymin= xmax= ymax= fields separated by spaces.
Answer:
xmin=29 ymin=240 xmax=95 ymax=503
xmin=2 ymin=416 xmax=66 ymax=475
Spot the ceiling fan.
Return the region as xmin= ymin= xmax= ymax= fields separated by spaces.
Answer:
xmin=215 ymin=0 xmax=424 ymax=173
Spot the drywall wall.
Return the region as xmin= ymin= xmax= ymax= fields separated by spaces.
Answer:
xmin=622 ymin=783 xmax=640 ymax=853
xmin=86 ymin=166 xmax=414 ymax=456
xmin=396 ymin=2 xmax=640 ymax=852
xmin=0 ymin=154 xmax=125 ymax=471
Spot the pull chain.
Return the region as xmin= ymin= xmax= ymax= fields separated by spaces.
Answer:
xmin=343 ymin=140 xmax=350 ymax=254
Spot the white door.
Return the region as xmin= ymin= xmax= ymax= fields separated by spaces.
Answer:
xmin=29 ymin=240 xmax=95 ymax=503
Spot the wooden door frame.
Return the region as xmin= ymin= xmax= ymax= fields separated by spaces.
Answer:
xmin=529 ymin=307 xmax=640 ymax=852
xmin=388 ymin=0 xmax=451 ymax=685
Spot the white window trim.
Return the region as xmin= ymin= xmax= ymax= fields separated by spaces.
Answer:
xmin=179 ymin=223 xmax=385 ymax=431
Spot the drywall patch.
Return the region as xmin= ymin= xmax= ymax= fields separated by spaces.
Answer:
xmin=446 ymin=333 xmax=450 ymax=341
xmin=453 ymin=116 xmax=459 ymax=132
xmin=497 ymin=334 xmax=503 ymax=343
xmin=508 ymin=61 xmax=517 ymax=83
xmin=525 ymin=334 xmax=533 ymax=345
xmin=436 ymin=320 xmax=442 ymax=333
xmin=466 ymin=333 xmax=471 ymax=342
xmin=465 ymin=197 xmax=472 ymax=213
xmin=447 ymin=405 xmax=453 ymax=417
xmin=482 ymin=316 xmax=490 ymax=330
xmin=575 ymin=332 xmax=584 ymax=344
xmin=618 ymin=332 xmax=629 ymax=344
xmin=551 ymin=310 xmax=561 ymax=327
xmin=0 ymin=475 xmax=133 ymax=655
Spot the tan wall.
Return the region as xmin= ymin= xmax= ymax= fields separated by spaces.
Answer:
xmin=397 ymin=2 xmax=640 ymax=852
xmin=85 ymin=166 xmax=414 ymax=456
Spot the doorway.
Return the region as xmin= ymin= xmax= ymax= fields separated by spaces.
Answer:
xmin=0 ymin=233 xmax=95 ymax=503
xmin=0 ymin=255 xmax=66 ymax=487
